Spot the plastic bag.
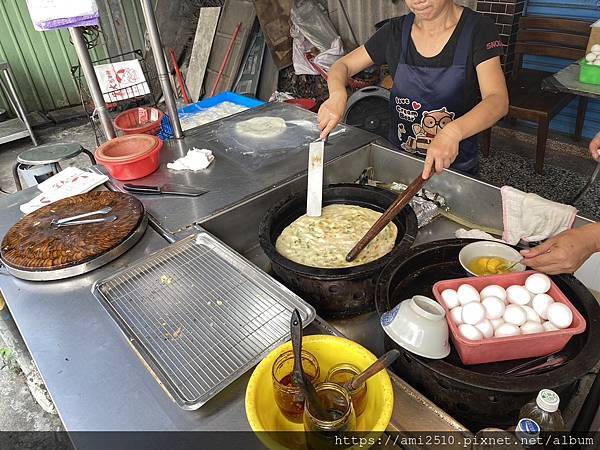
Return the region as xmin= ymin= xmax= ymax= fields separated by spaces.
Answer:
xmin=290 ymin=0 xmax=338 ymax=52
xmin=291 ymin=24 xmax=344 ymax=76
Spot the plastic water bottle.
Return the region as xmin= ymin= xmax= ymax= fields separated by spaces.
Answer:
xmin=515 ymin=389 xmax=564 ymax=447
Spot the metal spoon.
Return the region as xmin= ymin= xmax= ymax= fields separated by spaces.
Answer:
xmin=346 ymin=349 xmax=401 ymax=391
xmin=290 ymin=309 xmax=331 ymax=421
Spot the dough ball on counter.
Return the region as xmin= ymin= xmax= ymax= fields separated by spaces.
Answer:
xmin=235 ymin=116 xmax=287 ymax=139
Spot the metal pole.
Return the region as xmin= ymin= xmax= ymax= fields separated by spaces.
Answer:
xmin=140 ymin=0 xmax=183 ymax=139
xmin=69 ymin=27 xmax=116 ymax=140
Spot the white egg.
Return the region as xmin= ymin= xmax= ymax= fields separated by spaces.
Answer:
xmin=457 ymin=284 xmax=480 ymax=305
xmin=480 ymin=285 xmax=507 ymax=303
xmin=475 ymin=319 xmax=494 ymax=339
xmin=491 ymin=318 xmax=505 ymax=329
xmin=481 ymin=296 xmax=506 ymax=320
xmin=459 ymin=323 xmax=484 ymax=341
xmin=522 ymin=305 xmax=542 ymax=324
xmin=532 ymin=293 xmax=554 ymax=320
xmin=520 ymin=321 xmax=545 ymax=335
xmin=546 ymin=302 xmax=573 ymax=329
xmin=450 ymin=306 xmax=463 ymax=325
xmin=506 ymin=285 xmax=532 ymax=306
xmin=495 ymin=323 xmax=521 ymax=337
xmin=586 ymin=52 xmax=597 ymax=62
xmin=592 ymin=44 xmax=600 ymax=53
xmin=441 ymin=289 xmax=460 ymax=309
xmin=503 ymin=304 xmax=527 ymax=326
xmin=543 ymin=321 xmax=560 ymax=332
xmin=462 ymin=302 xmax=486 ymax=325
xmin=525 ymin=273 xmax=551 ymax=295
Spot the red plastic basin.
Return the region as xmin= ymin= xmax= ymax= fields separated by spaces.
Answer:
xmin=432 ymin=271 xmax=586 ymax=365
xmin=114 ymin=107 xmax=164 ymax=135
xmin=95 ymin=134 xmax=163 ymax=181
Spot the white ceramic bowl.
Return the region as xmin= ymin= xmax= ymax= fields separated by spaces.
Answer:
xmin=459 ymin=241 xmax=525 ymax=277
xmin=381 ymin=295 xmax=450 ymax=359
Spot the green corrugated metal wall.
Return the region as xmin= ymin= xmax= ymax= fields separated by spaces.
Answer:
xmin=0 ymin=0 xmax=147 ymax=114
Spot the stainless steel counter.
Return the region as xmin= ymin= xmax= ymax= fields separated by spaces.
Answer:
xmin=103 ymin=103 xmax=375 ymax=237
xmin=1 ymin=110 xmax=598 ymax=438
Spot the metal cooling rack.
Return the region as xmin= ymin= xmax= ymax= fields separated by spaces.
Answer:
xmin=92 ymin=232 xmax=315 ymax=410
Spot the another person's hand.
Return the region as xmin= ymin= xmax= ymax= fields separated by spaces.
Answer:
xmin=317 ymin=92 xmax=347 ymax=140
xmin=422 ymin=124 xmax=462 ymax=179
xmin=589 ymin=131 xmax=600 ymax=161
xmin=520 ymin=226 xmax=598 ymax=274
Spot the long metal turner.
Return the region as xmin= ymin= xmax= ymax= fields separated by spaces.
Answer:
xmin=290 ymin=309 xmax=330 ymax=420
xmin=346 ymin=174 xmax=427 ymax=262
xmin=306 ymin=139 xmax=324 ymax=217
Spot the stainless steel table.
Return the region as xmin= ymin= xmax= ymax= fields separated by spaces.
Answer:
xmin=542 ymin=64 xmax=600 ymax=203
xmin=0 ymin=61 xmax=37 ymax=147
xmin=1 ymin=105 xmax=597 ymax=438
xmin=100 ymin=102 xmax=376 ymax=237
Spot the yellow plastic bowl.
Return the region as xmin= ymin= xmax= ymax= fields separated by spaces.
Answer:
xmin=245 ymin=335 xmax=394 ymax=450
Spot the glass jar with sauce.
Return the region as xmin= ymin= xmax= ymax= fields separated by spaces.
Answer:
xmin=325 ymin=363 xmax=368 ymax=417
xmin=272 ymin=349 xmax=320 ymax=423
xmin=303 ymin=382 xmax=356 ymax=450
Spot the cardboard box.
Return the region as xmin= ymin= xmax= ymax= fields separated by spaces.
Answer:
xmin=586 ymin=19 xmax=600 ymax=54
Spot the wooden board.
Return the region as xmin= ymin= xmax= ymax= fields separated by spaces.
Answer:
xmin=203 ymin=0 xmax=256 ymax=96
xmin=253 ymin=0 xmax=293 ymax=69
xmin=1 ymin=192 xmax=144 ymax=271
xmin=187 ymin=7 xmax=221 ymax=103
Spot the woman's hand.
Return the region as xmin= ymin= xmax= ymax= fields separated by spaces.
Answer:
xmin=422 ymin=124 xmax=462 ymax=179
xmin=520 ymin=226 xmax=600 ymax=274
xmin=589 ymin=131 xmax=600 ymax=161
xmin=317 ymin=92 xmax=347 ymax=140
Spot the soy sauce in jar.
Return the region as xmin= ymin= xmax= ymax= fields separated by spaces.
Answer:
xmin=272 ymin=350 xmax=320 ymax=423
xmin=326 ymin=363 xmax=368 ymax=417
xmin=304 ymin=382 xmax=356 ymax=450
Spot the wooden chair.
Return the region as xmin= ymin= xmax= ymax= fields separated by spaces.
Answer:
xmin=481 ymin=17 xmax=591 ymax=174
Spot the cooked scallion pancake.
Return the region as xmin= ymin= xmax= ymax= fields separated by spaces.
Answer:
xmin=275 ymin=204 xmax=397 ymax=268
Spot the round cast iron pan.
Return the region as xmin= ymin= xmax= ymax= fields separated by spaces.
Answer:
xmin=259 ymin=183 xmax=418 ymax=279
xmin=375 ymin=238 xmax=600 ymax=393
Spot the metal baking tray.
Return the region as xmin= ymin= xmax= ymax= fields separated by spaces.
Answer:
xmin=92 ymin=231 xmax=316 ymax=410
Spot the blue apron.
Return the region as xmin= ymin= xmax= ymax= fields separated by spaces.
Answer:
xmin=389 ymin=12 xmax=479 ymax=174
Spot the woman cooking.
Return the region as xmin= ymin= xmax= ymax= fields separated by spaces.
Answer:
xmin=318 ymin=0 xmax=509 ymax=178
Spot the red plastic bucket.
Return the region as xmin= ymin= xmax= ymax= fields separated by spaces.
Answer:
xmin=114 ymin=107 xmax=164 ymax=135
xmin=432 ymin=271 xmax=586 ymax=365
xmin=284 ymin=98 xmax=317 ymax=112
xmin=95 ymin=134 xmax=163 ymax=181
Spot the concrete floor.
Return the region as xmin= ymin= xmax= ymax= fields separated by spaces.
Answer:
xmin=0 ymin=118 xmax=597 ymax=431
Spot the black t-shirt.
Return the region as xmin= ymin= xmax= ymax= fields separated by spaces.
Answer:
xmin=364 ymin=7 xmax=503 ymax=109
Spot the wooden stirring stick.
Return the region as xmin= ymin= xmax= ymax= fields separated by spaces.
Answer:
xmin=346 ymin=174 xmax=428 ymax=262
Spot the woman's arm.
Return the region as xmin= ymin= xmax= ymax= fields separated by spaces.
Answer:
xmin=422 ymin=56 xmax=508 ymax=178
xmin=520 ymin=222 xmax=600 ymax=274
xmin=317 ymin=46 xmax=375 ymax=139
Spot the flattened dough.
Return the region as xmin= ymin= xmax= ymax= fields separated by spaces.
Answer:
xmin=276 ymin=204 xmax=398 ymax=269
xmin=235 ymin=116 xmax=287 ymax=139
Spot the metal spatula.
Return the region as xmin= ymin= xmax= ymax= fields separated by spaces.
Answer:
xmin=306 ymin=139 xmax=324 ymax=217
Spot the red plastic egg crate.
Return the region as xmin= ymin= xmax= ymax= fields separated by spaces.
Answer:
xmin=432 ymin=271 xmax=586 ymax=365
